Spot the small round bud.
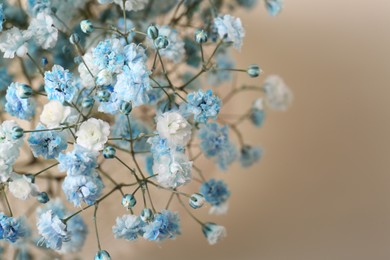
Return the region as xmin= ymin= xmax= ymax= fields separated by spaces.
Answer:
xmin=37 ymin=192 xmax=50 ymax=204
xmin=24 ymin=174 xmax=35 ymax=183
xmin=247 ymin=64 xmax=262 ymax=78
xmin=80 ymin=20 xmax=94 ymax=34
xmin=94 ymin=250 xmax=111 ymax=260
xmin=195 ymin=29 xmax=208 ymax=43
xmin=119 ymin=100 xmax=132 ymax=115
xmin=69 ymin=33 xmax=80 ymax=45
xmin=154 ymin=35 xmax=169 ymax=49
xmin=147 ymin=25 xmax=159 ymax=40
xmin=103 ymin=146 xmax=116 ymax=159
xmin=16 ymin=84 xmax=32 ymax=99
xmin=140 ymin=208 xmax=154 ymax=222
xmin=41 ymin=57 xmax=48 ymax=66
xmin=121 ymin=194 xmax=136 ymax=209
xmin=11 ymin=126 xmax=24 ymax=140
xmin=189 ymin=193 xmax=205 ymax=209
xmin=74 ymin=56 xmax=82 ymax=64
xmin=81 ymin=97 xmax=95 ymax=108
xmin=97 ymin=89 xmax=111 ymax=102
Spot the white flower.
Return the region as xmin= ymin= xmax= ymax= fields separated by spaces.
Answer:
xmin=76 ymin=118 xmax=110 ymax=152
xmin=262 ymin=75 xmax=293 ymax=111
xmin=0 ymin=27 xmax=30 ymax=58
xmin=9 ymin=174 xmax=39 ymax=200
xmin=40 ymin=100 xmax=75 ymax=128
xmin=27 ymin=12 xmax=58 ymax=49
xmin=209 ymin=202 xmax=229 ymax=215
xmin=96 ymin=69 xmax=113 ymax=86
xmin=113 ymin=0 xmax=148 ymax=11
xmin=214 ymin=14 xmax=245 ymax=50
xmin=153 ymin=152 xmax=192 ymax=188
xmin=78 ymin=52 xmax=100 ymax=89
xmin=156 ymin=111 xmax=192 ymax=147
xmin=203 ymin=223 xmax=227 ymax=245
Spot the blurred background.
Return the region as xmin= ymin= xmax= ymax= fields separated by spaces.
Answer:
xmin=95 ymin=0 xmax=390 ymax=259
xmin=9 ymin=0 xmax=390 ymax=259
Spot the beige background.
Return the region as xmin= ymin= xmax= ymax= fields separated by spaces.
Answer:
xmin=7 ymin=0 xmax=390 ymax=259
xmin=82 ymin=1 xmax=390 ymax=259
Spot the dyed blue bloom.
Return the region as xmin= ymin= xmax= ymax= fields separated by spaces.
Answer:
xmin=36 ymin=199 xmax=88 ymax=253
xmin=214 ymin=14 xmax=245 ymax=50
xmin=28 ymin=124 xmax=68 ymax=159
xmin=0 ymin=69 xmax=13 ymax=109
xmin=155 ymin=26 xmax=185 ymax=64
xmin=27 ymin=0 xmax=50 ymax=16
xmin=145 ymin=155 xmax=154 ymax=176
xmin=186 ymin=89 xmax=221 ymax=123
xmin=148 ymin=135 xmax=171 ymax=160
xmin=207 ymin=52 xmax=235 ymax=86
xmin=124 ymin=43 xmax=147 ymax=65
xmin=0 ymin=4 xmax=3 ymax=32
xmin=265 ymin=0 xmax=283 ymax=16
xmin=114 ymin=64 xmax=151 ymax=107
xmin=112 ymin=214 xmax=145 ymax=241
xmin=97 ymin=86 xmax=122 ymax=114
xmin=36 ymin=210 xmax=69 ymax=250
xmin=5 ymin=82 xmax=36 ymax=120
xmin=198 ymin=123 xmax=237 ymax=170
xmin=240 ymin=146 xmax=262 ymax=167
xmin=44 ymin=65 xmax=77 ymax=103
xmin=92 ymin=38 xmax=125 ymax=73
xmin=62 ymin=172 xmax=104 ymax=206
xmin=236 ymin=0 xmax=257 ymax=8
xmin=111 ymin=114 xmax=151 ymax=152
xmin=58 ymin=145 xmax=98 ymax=176
xmin=143 ymin=210 xmax=181 ymax=241
xmin=251 ymin=109 xmax=265 ymax=127
xmin=0 ymin=213 xmax=26 ymax=243
xmin=200 ymin=179 xmax=230 ymax=207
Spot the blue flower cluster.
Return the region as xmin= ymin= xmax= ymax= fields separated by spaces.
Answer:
xmin=186 ymin=89 xmax=221 ymax=123
xmin=5 ymin=82 xmax=36 ymax=120
xmin=0 ymin=213 xmax=27 ymax=243
xmin=44 ymin=65 xmax=77 ymax=103
xmin=240 ymin=146 xmax=262 ymax=167
xmin=200 ymin=179 xmax=231 ymax=207
xmin=28 ymin=124 xmax=68 ymax=159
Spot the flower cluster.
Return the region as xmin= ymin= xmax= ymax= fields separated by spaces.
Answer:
xmin=0 ymin=0 xmax=291 ymax=258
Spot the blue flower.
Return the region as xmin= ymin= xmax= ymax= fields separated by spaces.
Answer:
xmin=143 ymin=210 xmax=181 ymax=241
xmin=112 ymin=214 xmax=145 ymax=241
xmin=36 ymin=210 xmax=69 ymax=250
xmin=58 ymin=145 xmax=98 ymax=176
xmin=44 ymin=65 xmax=77 ymax=103
xmin=200 ymin=179 xmax=230 ymax=207
xmin=214 ymin=14 xmax=245 ymax=50
xmin=186 ymin=89 xmax=221 ymax=123
xmin=5 ymin=82 xmax=36 ymax=120
xmin=240 ymin=146 xmax=262 ymax=167
xmin=154 ymin=26 xmax=185 ymax=64
xmin=28 ymin=124 xmax=68 ymax=159
xmin=62 ymin=172 xmax=104 ymax=206
xmin=207 ymin=52 xmax=235 ymax=86
xmin=251 ymin=108 xmax=265 ymax=127
xmin=265 ymin=0 xmax=283 ymax=16
xmin=0 ymin=213 xmax=27 ymax=243
xmin=198 ymin=122 xmax=229 ymax=157
xmin=92 ymin=38 xmax=125 ymax=73
xmin=27 ymin=0 xmax=50 ymax=16
xmin=236 ymin=0 xmax=257 ymax=8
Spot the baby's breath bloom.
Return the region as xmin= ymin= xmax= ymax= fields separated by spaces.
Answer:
xmin=27 ymin=12 xmax=58 ymax=49
xmin=40 ymin=100 xmax=75 ymax=128
xmin=76 ymin=118 xmax=110 ymax=152
xmin=44 ymin=65 xmax=77 ymax=103
xmin=214 ymin=14 xmax=245 ymax=50
xmin=156 ymin=111 xmax=192 ymax=147
xmin=262 ymin=75 xmax=293 ymax=111
xmin=0 ymin=27 xmax=29 ymax=58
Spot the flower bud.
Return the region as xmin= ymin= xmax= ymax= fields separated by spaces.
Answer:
xmin=147 ymin=25 xmax=159 ymax=40
xmin=37 ymin=192 xmax=50 ymax=204
xmin=95 ymin=250 xmax=111 ymax=260
xmin=16 ymin=84 xmax=32 ymax=99
xmin=189 ymin=193 xmax=205 ymax=209
xmin=119 ymin=100 xmax=132 ymax=115
xmin=140 ymin=208 xmax=154 ymax=222
xmin=69 ymin=33 xmax=80 ymax=45
xmin=202 ymin=222 xmax=227 ymax=245
xmin=195 ymin=29 xmax=208 ymax=43
xmin=81 ymin=97 xmax=95 ymax=108
xmin=97 ymin=89 xmax=111 ymax=102
xmin=24 ymin=174 xmax=35 ymax=183
xmin=41 ymin=57 xmax=48 ymax=66
xmin=121 ymin=194 xmax=136 ymax=209
xmin=154 ymin=35 xmax=169 ymax=49
xmin=103 ymin=146 xmax=116 ymax=159
xmin=247 ymin=64 xmax=262 ymax=78
xmin=80 ymin=20 xmax=94 ymax=34
xmin=11 ymin=126 xmax=24 ymax=140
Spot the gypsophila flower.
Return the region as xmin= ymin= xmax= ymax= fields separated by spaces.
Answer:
xmin=240 ymin=145 xmax=262 ymax=167
xmin=27 ymin=12 xmax=58 ymax=49
xmin=0 ymin=213 xmax=27 ymax=243
xmin=200 ymin=179 xmax=230 ymax=214
xmin=92 ymin=38 xmax=125 ymax=74
xmin=37 ymin=210 xmax=69 ymax=250
xmin=58 ymin=145 xmax=98 ymax=176
xmin=202 ymin=223 xmax=226 ymax=245
xmin=154 ymin=26 xmax=185 ymax=63
xmin=40 ymin=100 xmax=75 ymax=128
xmin=76 ymin=118 xmax=110 ymax=152
xmin=5 ymin=82 xmax=36 ymax=120
xmin=156 ymin=111 xmax=192 ymax=147
xmin=28 ymin=124 xmax=68 ymax=159
xmin=207 ymin=52 xmax=235 ymax=86
xmin=186 ymin=89 xmax=221 ymax=123
xmin=265 ymin=0 xmax=283 ymax=16
xmin=44 ymin=65 xmax=77 ymax=103
xmin=214 ymin=14 xmax=245 ymax=50
xmin=9 ymin=174 xmax=39 ymax=200
xmin=112 ymin=214 xmax=144 ymax=241
xmin=262 ymin=75 xmax=293 ymax=111
xmin=143 ymin=210 xmax=181 ymax=241
xmin=78 ymin=52 xmax=100 ymax=89
xmin=0 ymin=27 xmax=29 ymax=58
